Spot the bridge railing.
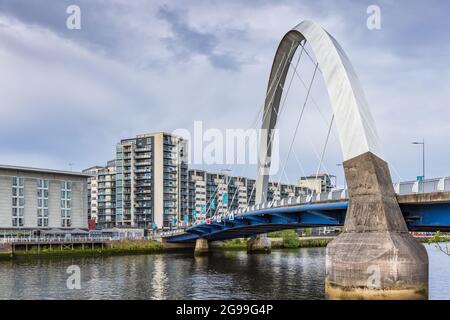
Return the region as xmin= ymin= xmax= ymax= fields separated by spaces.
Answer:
xmin=159 ymin=229 xmax=186 ymax=237
xmin=395 ymin=177 xmax=450 ymax=195
xmin=0 ymin=236 xmax=113 ymax=244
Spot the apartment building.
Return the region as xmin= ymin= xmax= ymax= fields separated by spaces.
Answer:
xmin=298 ymin=174 xmax=336 ymax=193
xmin=82 ymin=133 xmax=318 ymax=230
xmin=267 ymin=182 xmax=305 ymax=201
xmin=83 ymin=160 xmax=116 ymax=229
xmin=229 ymin=176 xmax=252 ymax=210
xmin=83 ymin=166 xmax=103 ymax=222
xmin=188 ymin=169 xmax=207 ymax=221
xmin=115 ymin=132 xmax=188 ymax=229
xmin=0 ymin=165 xmax=89 ymax=235
xmin=186 ymin=170 xmax=308 ymax=222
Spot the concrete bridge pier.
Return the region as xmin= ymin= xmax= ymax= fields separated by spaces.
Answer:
xmin=247 ymin=234 xmax=271 ymax=254
xmin=325 ymin=152 xmax=428 ymax=300
xmin=194 ymin=238 xmax=209 ymax=256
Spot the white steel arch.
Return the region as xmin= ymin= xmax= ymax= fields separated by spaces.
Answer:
xmin=256 ymin=20 xmax=382 ymax=203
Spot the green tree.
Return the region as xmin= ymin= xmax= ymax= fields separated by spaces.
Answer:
xmin=427 ymin=231 xmax=450 ymax=257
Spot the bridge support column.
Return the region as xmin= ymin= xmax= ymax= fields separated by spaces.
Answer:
xmin=247 ymin=234 xmax=271 ymax=254
xmin=326 ymin=152 xmax=428 ymax=300
xmin=194 ymin=238 xmax=209 ymax=256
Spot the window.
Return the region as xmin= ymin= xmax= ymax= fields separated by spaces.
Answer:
xmin=61 ymin=181 xmax=72 ymax=227
xmin=12 ymin=177 xmax=24 ymax=227
xmin=37 ymin=179 xmax=49 ymax=227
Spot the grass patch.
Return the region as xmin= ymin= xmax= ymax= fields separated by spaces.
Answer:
xmin=12 ymin=241 xmax=167 ymax=259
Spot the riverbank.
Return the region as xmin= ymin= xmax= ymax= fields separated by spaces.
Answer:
xmin=211 ymin=236 xmax=333 ymax=250
xmin=0 ymin=235 xmax=336 ymax=260
xmin=1 ymin=240 xmax=193 ymax=260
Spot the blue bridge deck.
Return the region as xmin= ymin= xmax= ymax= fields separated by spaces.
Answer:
xmin=166 ymin=194 xmax=450 ymax=243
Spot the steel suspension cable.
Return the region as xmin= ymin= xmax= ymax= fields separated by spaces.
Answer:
xmin=207 ymin=40 xmax=301 ymax=219
xmin=314 ymin=114 xmax=335 ymax=182
xmin=308 ymin=139 xmax=332 ymax=181
xmin=289 ymin=58 xmax=329 ymax=127
xmin=199 ymin=42 xmax=298 ymax=222
xmin=272 ymin=61 xmax=319 ymax=198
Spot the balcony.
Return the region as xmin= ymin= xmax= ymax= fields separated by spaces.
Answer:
xmin=163 ymin=179 xmax=177 ymax=188
xmin=164 ymin=174 xmax=177 ymax=180
xmin=136 ymin=182 xmax=152 ymax=187
xmin=136 ymin=209 xmax=152 ymax=215
xmin=135 ymin=202 xmax=152 ymax=208
xmin=135 ymin=161 xmax=151 ymax=166
xmin=135 ymin=188 xmax=151 ymax=194
xmin=163 ymin=139 xmax=176 ymax=146
xmin=136 ymin=196 xmax=152 ymax=201
xmin=136 ymin=174 xmax=152 ymax=180
xmin=164 ymin=195 xmax=177 ymax=201
xmin=135 ymin=153 xmax=152 ymax=159
xmin=163 ymin=152 xmax=178 ymax=160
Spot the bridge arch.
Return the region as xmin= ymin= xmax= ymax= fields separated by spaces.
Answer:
xmin=255 ymin=20 xmax=381 ymax=202
xmin=253 ymin=21 xmax=428 ymax=299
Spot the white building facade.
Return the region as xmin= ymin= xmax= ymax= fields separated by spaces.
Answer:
xmin=0 ymin=165 xmax=89 ymax=235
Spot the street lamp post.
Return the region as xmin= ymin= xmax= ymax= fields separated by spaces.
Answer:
xmin=412 ymin=140 xmax=425 ymax=180
xmin=412 ymin=140 xmax=425 ymax=192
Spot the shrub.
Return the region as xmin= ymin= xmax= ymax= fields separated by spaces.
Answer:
xmin=282 ymin=229 xmax=300 ymax=248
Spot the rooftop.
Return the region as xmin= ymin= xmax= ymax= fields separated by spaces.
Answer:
xmin=299 ymin=173 xmax=336 ymax=180
xmin=0 ymin=164 xmax=92 ymax=177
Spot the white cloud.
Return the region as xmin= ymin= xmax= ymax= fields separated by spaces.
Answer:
xmin=0 ymin=0 xmax=449 ymax=185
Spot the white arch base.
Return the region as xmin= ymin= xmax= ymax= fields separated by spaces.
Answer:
xmin=256 ymin=21 xmax=428 ymax=298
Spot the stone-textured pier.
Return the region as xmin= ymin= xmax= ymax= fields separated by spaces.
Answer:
xmin=326 ymin=152 xmax=428 ymax=299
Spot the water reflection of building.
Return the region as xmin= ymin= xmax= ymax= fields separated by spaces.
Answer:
xmin=151 ymin=256 xmax=168 ymax=299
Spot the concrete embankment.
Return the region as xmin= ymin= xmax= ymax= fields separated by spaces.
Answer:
xmin=4 ymin=240 xmax=194 ymax=259
xmin=0 ymin=243 xmax=13 ymax=259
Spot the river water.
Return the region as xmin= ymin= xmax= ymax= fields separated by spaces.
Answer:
xmin=0 ymin=245 xmax=449 ymax=300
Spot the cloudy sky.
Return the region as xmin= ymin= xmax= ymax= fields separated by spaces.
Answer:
xmin=0 ymin=0 xmax=449 ymax=187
